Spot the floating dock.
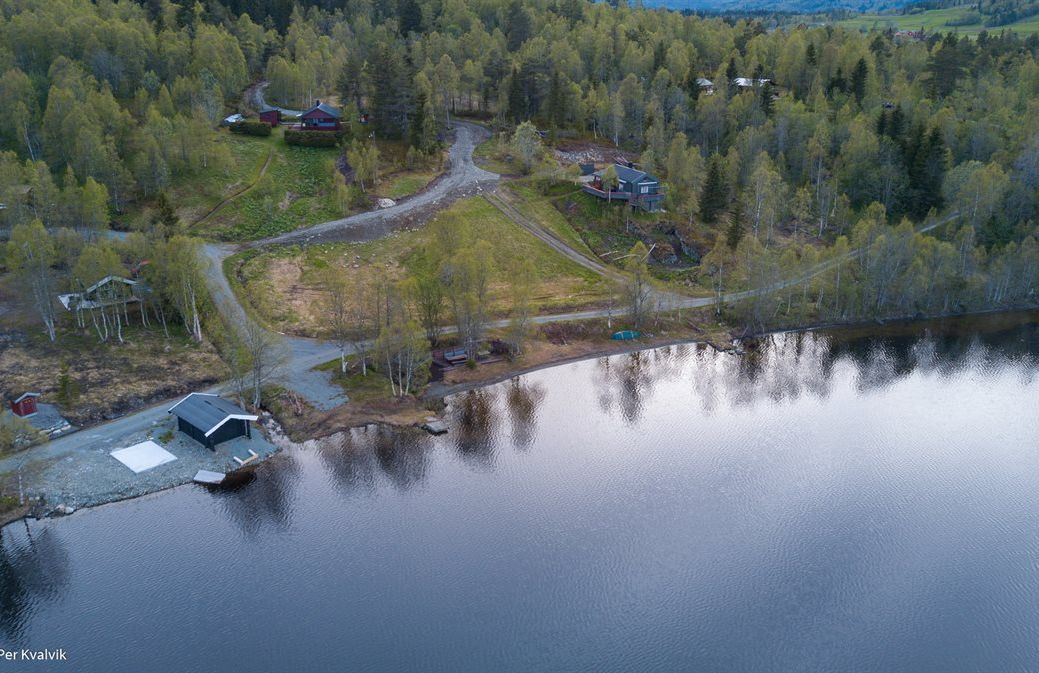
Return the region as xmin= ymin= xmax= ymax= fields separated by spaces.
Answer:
xmin=423 ymin=419 xmax=449 ymax=435
xmin=193 ymin=470 xmax=226 ymax=485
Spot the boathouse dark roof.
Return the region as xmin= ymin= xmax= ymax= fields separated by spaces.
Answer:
xmin=167 ymin=393 xmax=257 ymax=438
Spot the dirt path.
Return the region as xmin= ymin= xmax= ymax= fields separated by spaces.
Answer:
xmin=191 ymin=146 xmax=274 ymax=228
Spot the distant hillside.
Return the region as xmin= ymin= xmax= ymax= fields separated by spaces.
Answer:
xmin=835 ymin=3 xmax=1039 ymax=34
xmin=641 ymin=0 xmax=914 ymax=14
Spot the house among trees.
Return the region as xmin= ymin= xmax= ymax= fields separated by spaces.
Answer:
xmin=167 ymin=393 xmax=259 ymax=450
xmin=733 ymin=77 xmax=771 ymax=89
xmin=895 ymin=29 xmax=926 ymax=41
xmin=582 ymin=164 xmax=665 ymax=212
xmin=696 ymin=78 xmax=715 ymax=95
xmin=299 ymin=100 xmax=341 ymax=130
xmin=259 ymin=104 xmax=281 ymax=126
xmin=58 ymin=275 xmax=139 ymax=312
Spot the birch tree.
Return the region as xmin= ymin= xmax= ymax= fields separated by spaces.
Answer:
xmin=6 ymin=220 xmax=58 ymax=341
xmin=374 ymin=314 xmax=430 ymax=398
xmin=240 ymin=318 xmax=288 ymax=409
xmin=157 ymin=236 xmax=206 ymax=343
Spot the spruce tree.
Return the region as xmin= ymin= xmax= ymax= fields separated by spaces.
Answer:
xmin=726 ymin=201 xmax=744 ymax=249
xmin=850 ymin=58 xmax=869 ymax=105
xmin=398 ymin=0 xmax=422 ymax=35
xmin=150 ymin=192 xmax=180 ymax=240
xmin=700 ymin=157 xmax=728 ymax=224
xmin=545 ymin=70 xmax=565 ymax=129
xmin=760 ymin=81 xmax=775 ymax=117
xmin=507 ymin=68 xmax=525 ymax=121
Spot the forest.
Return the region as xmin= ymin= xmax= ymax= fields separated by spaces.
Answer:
xmin=1 ymin=0 xmax=1038 ymax=351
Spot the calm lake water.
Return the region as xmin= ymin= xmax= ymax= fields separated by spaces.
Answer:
xmin=3 ymin=314 xmax=1039 ymax=673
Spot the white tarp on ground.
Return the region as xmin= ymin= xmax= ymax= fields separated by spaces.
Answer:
xmin=110 ymin=441 xmax=177 ymax=474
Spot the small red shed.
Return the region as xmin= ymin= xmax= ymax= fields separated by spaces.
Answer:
xmin=259 ymin=106 xmax=280 ymax=126
xmin=10 ymin=392 xmax=40 ymax=417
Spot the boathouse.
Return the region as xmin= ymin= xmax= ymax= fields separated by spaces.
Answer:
xmin=168 ymin=393 xmax=258 ymax=451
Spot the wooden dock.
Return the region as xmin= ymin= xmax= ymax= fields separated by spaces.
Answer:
xmin=193 ymin=470 xmax=226 ymax=485
xmin=423 ymin=419 xmax=449 ymax=435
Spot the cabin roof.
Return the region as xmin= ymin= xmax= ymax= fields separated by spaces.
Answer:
xmin=58 ymin=276 xmax=140 ymax=311
xmin=13 ymin=392 xmax=40 ymax=403
xmin=83 ymin=275 xmax=136 ymax=295
xmin=168 ymin=393 xmax=258 ymax=438
xmin=597 ymin=163 xmax=657 ymax=184
xmin=302 ymin=100 xmax=341 ymax=118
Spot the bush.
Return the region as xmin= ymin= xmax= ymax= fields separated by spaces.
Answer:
xmin=229 ymin=120 xmax=272 ymax=137
xmin=284 ymin=129 xmax=344 ymax=147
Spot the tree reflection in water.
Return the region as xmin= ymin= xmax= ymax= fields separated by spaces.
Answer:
xmin=451 ymin=389 xmax=499 ymax=468
xmin=504 ymin=377 xmax=546 ymax=450
xmin=0 ymin=523 xmax=69 ymax=644
xmin=212 ymin=450 xmax=301 ymax=537
xmin=592 ymin=350 xmax=660 ymax=424
xmin=313 ymin=425 xmax=432 ymax=495
xmin=317 ymin=428 xmax=379 ymax=497
xmin=372 ymin=426 xmax=432 ymax=490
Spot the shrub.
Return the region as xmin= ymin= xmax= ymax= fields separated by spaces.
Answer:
xmin=57 ymin=362 xmax=79 ymax=407
xmin=229 ymin=120 xmax=272 ymax=137
xmin=0 ymin=414 xmax=35 ymax=456
xmin=284 ymin=129 xmax=344 ymax=147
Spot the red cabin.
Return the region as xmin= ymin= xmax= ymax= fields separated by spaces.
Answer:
xmin=299 ymin=100 xmax=341 ymax=131
xmin=259 ymin=106 xmax=281 ymax=126
xmin=10 ymin=392 xmax=40 ymax=417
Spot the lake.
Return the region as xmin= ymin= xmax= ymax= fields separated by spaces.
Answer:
xmin=2 ymin=314 xmax=1038 ymax=673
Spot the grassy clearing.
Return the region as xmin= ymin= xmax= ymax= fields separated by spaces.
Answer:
xmin=552 ymin=189 xmax=663 ymax=261
xmin=379 ymin=171 xmax=438 ymax=199
xmin=474 ymin=135 xmax=522 ymax=175
xmin=503 ymin=181 xmax=598 ymax=257
xmin=124 ymin=130 xmax=270 ymax=231
xmin=315 ymin=357 xmax=396 ymax=403
xmin=0 ymin=321 xmax=225 ymax=426
xmin=201 ymin=129 xmax=344 ymax=240
xmin=229 ymin=196 xmax=611 ymax=337
xmin=136 ymin=130 xmax=447 ymax=241
xmin=835 ymin=8 xmax=1039 ymax=35
xmin=371 ymin=139 xmax=444 ymax=200
xmin=473 ymin=132 xmax=558 ymax=176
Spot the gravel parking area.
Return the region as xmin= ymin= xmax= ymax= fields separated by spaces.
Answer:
xmin=4 ymin=417 xmax=278 ymax=512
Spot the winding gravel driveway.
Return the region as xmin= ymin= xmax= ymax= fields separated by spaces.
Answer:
xmin=200 ymin=121 xmax=499 ymax=410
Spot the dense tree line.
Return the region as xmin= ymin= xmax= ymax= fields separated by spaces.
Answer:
xmin=1 ymin=0 xmax=1038 ymax=339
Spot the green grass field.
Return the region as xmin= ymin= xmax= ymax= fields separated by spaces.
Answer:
xmin=229 ymin=196 xmax=611 ymax=337
xmin=504 ymin=182 xmax=598 ymax=258
xmin=201 ymin=131 xmax=344 ymax=241
xmin=128 ymin=128 xmax=447 ymax=242
xmin=836 ymin=7 xmax=1039 ymax=36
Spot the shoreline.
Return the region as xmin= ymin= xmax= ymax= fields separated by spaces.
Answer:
xmin=5 ymin=306 xmax=1037 ymax=526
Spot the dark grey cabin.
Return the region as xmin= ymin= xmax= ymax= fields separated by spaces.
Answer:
xmin=167 ymin=393 xmax=258 ymax=450
xmin=582 ymin=163 xmax=665 ymax=212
